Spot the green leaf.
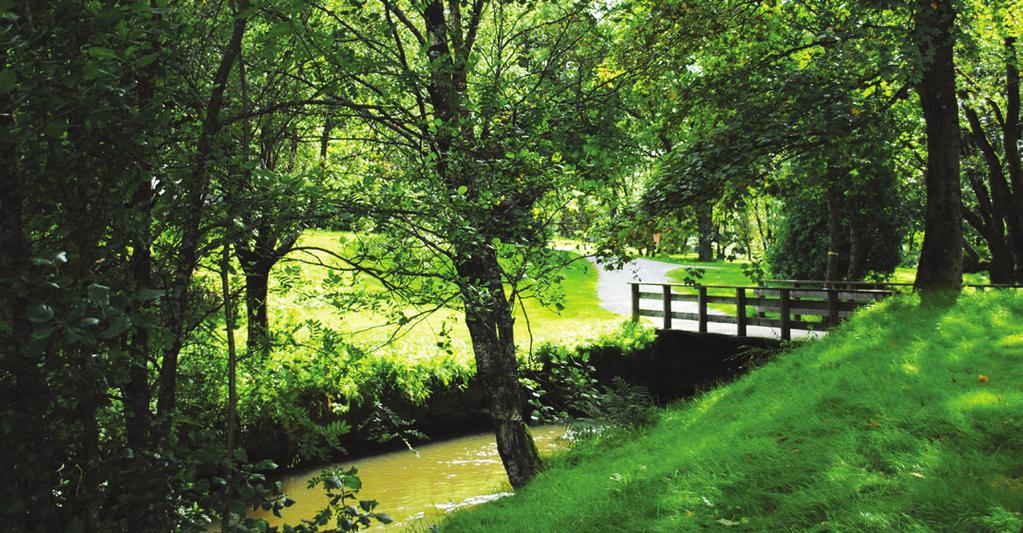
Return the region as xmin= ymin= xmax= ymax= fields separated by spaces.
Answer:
xmin=87 ymin=284 xmax=110 ymax=307
xmin=26 ymin=304 xmax=54 ymax=323
xmin=31 ymin=325 xmax=58 ymax=340
xmin=0 ymin=69 xmax=14 ymax=94
xmin=135 ymin=53 xmax=158 ymax=68
xmin=137 ymin=288 xmax=164 ymax=302
xmin=87 ymin=46 xmax=118 ymax=60
xmin=100 ymin=313 xmax=129 ymax=339
xmin=374 ymin=513 xmax=393 ymax=525
xmin=457 ymin=185 xmax=468 ymax=195
xmin=254 ymin=459 xmax=278 ymax=471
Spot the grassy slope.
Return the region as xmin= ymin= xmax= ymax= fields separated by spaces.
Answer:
xmin=443 ymin=291 xmax=1023 ymax=532
xmin=271 ymin=230 xmax=621 ymax=363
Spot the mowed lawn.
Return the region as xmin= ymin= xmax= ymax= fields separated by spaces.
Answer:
xmin=267 ymin=230 xmax=623 ymax=363
xmin=654 ymin=254 xmax=755 ymax=314
xmin=443 ymin=290 xmax=1023 ymax=532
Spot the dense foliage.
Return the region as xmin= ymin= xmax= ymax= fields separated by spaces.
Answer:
xmin=1 ymin=0 xmax=1021 ymax=530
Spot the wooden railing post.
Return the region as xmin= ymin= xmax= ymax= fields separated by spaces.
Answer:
xmin=736 ymin=287 xmax=747 ymax=337
xmin=698 ymin=285 xmax=708 ymax=333
xmin=827 ymin=289 xmax=839 ymax=327
xmin=780 ymin=288 xmax=791 ymax=341
xmin=662 ymin=284 xmax=672 ymax=330
xmin=792 ymin=282 xmax=802 ymax=322
xmin=631 ymin=283 xmax=640 ymax=322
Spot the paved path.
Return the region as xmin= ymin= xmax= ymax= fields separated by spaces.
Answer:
xmin=587 ymin=256 xmax=819 ymax=340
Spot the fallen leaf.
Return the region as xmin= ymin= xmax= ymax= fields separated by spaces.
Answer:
xmin=978 ymin=375 xmax=989 ymax=383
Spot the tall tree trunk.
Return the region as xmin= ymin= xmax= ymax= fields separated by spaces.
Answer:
xmin=963 ymin=103 xmax=1018 ymax=282
xmin=243 ymin=260 xmax=271 ymax=356
xmin=421 ymin=0 xmax=540 ymax=488
xmin=1002 ymin=37 xmax=1023 ymax=281
xmin=962 ymin=239 xmax=983 ymax=273
xmin=125 ymin=181 xmax=154 ymax=446
xmin=912 ymin=0 xmax=963 ymax=295
xmin=221 ymin=243 xmax=240 ymax=531
xmin=455 ymin=248 xmax=541 ymax=489
xmin=0 ymin=130 xmax=60 ymax=532
xmin=696 ymin=204 xmax=713 ymax=261
xmin=156 ymin=0 xmax=248 ymax=423
xmin=847 ymin=221 xmax=864 ymax=281
xmin=125 ymin=61 xmax=157 ymax=455
xmin=825 ymin=179 xmax=844 ymax=283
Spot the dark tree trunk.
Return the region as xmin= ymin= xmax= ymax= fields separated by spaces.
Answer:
xmin=157 ymin=2 xmax=248 ymax=423
xmin=124 ymin=50 xmax=158 ymax=453
xmin=0 ymin=135 xmax=61 ymax=532
xmin=220 ymin=243 xmax=240 ymax=531
xmin=243 ymin=261 xmax=271 ymax=356
xmin=420 ymin=0 xmax=540 ymax=488
xmin=847 ymin=221 xmax=865 ymax=281
xmin=125 ymin=177 xmax=154 ymax=452
xmin=912 ymin=0 xmax=963 ymax=295
xmin=962 ymin=104 xmax=1018 ymax=283
xmin=825 ymin=179 xmax=845 ymax=283
xmin=455 ymin=248 xmax=541 ymax=489
xmin=1002 ymin=37 xmax=1023 ymax=281
xmin=697 ymin=204 xmax=713 ymax=261
xmin=963 ymin=240 xmax=983 ymax=273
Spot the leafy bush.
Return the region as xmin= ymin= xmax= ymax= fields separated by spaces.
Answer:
xmin=524 ymin=321 xmax=658 ymax=431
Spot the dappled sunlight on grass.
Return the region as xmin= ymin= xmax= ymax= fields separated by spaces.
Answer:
xmin=442 ymin=291 xmax=1023 ymax=532
xmin=268 ymin=230 xmax=622 ymax=365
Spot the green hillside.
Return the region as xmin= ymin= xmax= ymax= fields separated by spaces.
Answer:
xmin=444 ymin=291 xmax=1023 ymax=532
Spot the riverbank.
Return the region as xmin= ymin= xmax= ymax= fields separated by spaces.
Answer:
xmin=442 ymin=291 xmax=1023 ymax=531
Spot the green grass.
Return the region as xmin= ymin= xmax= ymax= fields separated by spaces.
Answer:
xmin=442 ymin=291 xmax=1023 ymax=532
xmin=653 ymin=255 xmax=754 ymax=314
xmin=270 ymin=230 xmax=621 ymax=364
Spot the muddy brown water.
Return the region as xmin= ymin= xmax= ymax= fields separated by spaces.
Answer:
xmin=250 ymin=425 xmax=568 ymax=530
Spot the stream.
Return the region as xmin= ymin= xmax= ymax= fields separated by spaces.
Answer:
xmin=251 ymin=425 xmax=569 ymax=530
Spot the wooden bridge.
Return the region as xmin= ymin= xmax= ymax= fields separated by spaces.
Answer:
xmin=629 ymin=279 xmax=1021 ymax=340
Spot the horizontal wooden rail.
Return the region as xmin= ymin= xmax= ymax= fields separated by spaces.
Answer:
xmin=764 ymin=279 xmax=1023 ymax=290
xmin=629 ymin=282 xmax=894 ymax=340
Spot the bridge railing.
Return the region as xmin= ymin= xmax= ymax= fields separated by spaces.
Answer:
xmin=629 ymin=283 xmax=893 ymax=340
xmin=762 ymin=279 xmax=1023 ymax=291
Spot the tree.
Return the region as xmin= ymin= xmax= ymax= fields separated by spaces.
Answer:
xmin=960 ymin=31 xmax=1023 ymax=283
xmin=272 ymin=0 xmax=629 ymax=487
xmin=911 ymin=0 xmax=963 ymax=294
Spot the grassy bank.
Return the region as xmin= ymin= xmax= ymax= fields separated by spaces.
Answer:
xmin=273 ymin=230 xmax=622 ymax=361
xmin=212 ymin=230 xmax=626 ymax=463
xmin=443 ymin=291 xmax=1023 ymax=532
